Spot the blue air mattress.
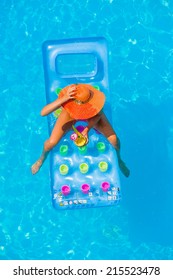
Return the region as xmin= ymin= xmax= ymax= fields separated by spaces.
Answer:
xmin=42 ymin=37 xmax=121 ymax=210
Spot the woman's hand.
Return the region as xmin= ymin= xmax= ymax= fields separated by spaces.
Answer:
xmin=62 ymin=85 xmax=76 ymax=102
xmin=41 ymin=86 xmax=77 ymax=117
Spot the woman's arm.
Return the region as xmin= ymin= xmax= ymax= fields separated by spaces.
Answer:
xmin=41 ymin=86 xmax=76 ymax=116
xmin=41 ymin=96 xmax=66 ymax=116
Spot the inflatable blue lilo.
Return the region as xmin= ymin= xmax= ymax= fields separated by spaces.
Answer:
xmin=42 ymin=37 xmax=121 ymax=210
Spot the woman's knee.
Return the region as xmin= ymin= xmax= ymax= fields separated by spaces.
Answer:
xmin=108 ymin=134 xmax=120 ymax=150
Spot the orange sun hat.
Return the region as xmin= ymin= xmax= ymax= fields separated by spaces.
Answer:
xmin=58 ymin=84 xmax=105 ymax=120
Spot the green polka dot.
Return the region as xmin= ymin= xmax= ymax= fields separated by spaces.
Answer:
xmin=93 ymin=85 xmax=100 ymax=90
xmin=78 ymin=146 xmax=87 ymax=154
xmin=96 ymin=142 xmax=106 ymax=152
xmin=79 ymin=163 xmax=89 ymax=174
xmin=98 ymin=161 xmax=108 ymax=172
xmin=54 ymin=108 xmax=62 ymax=118
xmin=59 ymin=145 xmax=68 ymax=156
xmin=55 ymin=88 xmax=62 ymax=95
xmin=59 ymin=164 xmax=69 ymax=175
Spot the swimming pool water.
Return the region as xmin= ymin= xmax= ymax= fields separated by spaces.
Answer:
xmin=0 ymin=0 xmax=173 ymax=260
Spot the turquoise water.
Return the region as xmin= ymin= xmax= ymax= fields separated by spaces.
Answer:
xmin=0 ymin=0 xmax=173 ymax=260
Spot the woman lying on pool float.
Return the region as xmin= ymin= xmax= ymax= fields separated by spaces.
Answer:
xmin=31 ymin=84 xmax=130 ymax=177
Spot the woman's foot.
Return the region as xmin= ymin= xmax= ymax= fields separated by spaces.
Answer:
xmin=31 ymin=159 xmax=43 ymax=175
xmin=118 ymin=159 xmax=130 ymax=177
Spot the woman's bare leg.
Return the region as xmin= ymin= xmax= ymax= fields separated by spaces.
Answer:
xmin=31 ymin=109 xmax=75 ymax=175
xmin=94 ymin=112 xmax=130 ymax=177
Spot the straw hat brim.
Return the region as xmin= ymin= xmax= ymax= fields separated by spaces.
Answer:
xmin=59 ymin=84 xmax=105 ymax=120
